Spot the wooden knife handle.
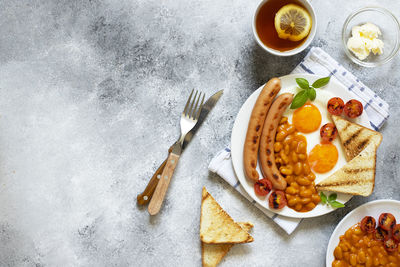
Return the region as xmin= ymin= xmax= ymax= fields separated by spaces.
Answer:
xmin=148 ymin=152 xmax=180 ymax=215
xmin=137 ymin=159 xmax=167 ymax=205
xmin=137 ymin=146 xmax=173 ymax=205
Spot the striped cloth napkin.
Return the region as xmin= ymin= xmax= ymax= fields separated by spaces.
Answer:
xmin=208 ymin=47 xmax=389 ymax=235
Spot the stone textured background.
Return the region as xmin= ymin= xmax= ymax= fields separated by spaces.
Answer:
xmin=0 ymin=0 xmax=399 ymax=266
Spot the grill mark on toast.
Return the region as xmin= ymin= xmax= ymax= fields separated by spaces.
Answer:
xmin=341 ymin=121 xmax=350 ymax=132
xmin=356 ymin=139 xmax=369 ymax=152
xmin=343 ymin=128 xmax=363 ymax=147
xmin=343 ymin=167 xmax=374 ymax=174
xmin=317 ymin=179 xmax=373 ymax=187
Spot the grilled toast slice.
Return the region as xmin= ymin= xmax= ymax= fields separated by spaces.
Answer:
xmin=200 ymin=187 xmax=254 ymax=244
xmin=332 ymin=115 xmax=382 ymax=161
xmin=316 ymin=142 xmax=377 ymax=196
xmin=201 ymin=222 xmax=253 ymax=267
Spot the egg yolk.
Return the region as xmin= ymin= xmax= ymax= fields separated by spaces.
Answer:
xmin=292 ymin=103 xmax=322 ymax=133
xmin=308 ymin=143 xmax=339 ymax=173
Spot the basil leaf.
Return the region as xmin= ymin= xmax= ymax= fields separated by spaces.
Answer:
xmin=308 ymin=88 xmax=316 ymax=101
xmin=330 ymin=201 xmax=345 ymax=208
xmin=296 ymin=78 xmax=310 ymax=90
xmin=290 ymin=90 xmax=308 ymax=109
xmin=312 ymin=77 xmax=331 ymax=88
xmin=320 ymin=192 xmax=327 ymax=204
xmin=328 ymin=193 xmax=337 ymax=203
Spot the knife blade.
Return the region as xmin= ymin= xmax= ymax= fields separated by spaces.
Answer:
xmin=137 ymin=90 xmax=223 ymax=205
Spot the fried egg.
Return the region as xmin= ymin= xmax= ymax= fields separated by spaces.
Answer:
xmin=281 ymin=88 xmax=347 ymax=184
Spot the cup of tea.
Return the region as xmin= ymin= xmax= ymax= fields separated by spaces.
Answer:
xmin=252 ymin=0 xmax=317 ymax=56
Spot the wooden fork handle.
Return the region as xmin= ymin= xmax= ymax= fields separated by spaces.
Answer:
xmin=148 ymin=152 xmax=180 ymax=215
xmin=137 ymin=146 xmax=173 ymax=205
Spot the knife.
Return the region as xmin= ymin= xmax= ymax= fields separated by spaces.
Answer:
xmin=137 ymin=90 xmax=223 ymax=205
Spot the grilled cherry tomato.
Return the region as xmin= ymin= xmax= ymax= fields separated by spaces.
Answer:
xmin=361 ymin=216 xmax=376 ymax=233
xmin=327 ymin=97 xmax=345 ymax=115
xmin=393 ymin=224 xmax=400 ymax=242
xmin=375 ymin=226 xmax=389 ymax=241
xmin=344 ymin=99 xmax=363 ymax=118
xmin=379 ymin=213 xmax=396 ymax=231
xmin=384 ymin=238 xmax=398 ymax=252
xmin=268 ymin=190 xmax=287 ymax=209
xmin=254 ymin=178 xmax=273 ymax=196
xmin=320 ymin=123 xmax=338 ymax=144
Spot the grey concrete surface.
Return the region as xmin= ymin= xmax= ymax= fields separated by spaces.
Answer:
xmin=0 ymin=0 xmax=399 ymax=266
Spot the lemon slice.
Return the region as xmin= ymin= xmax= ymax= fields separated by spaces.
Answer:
xmin=274 ymin=4 xmax=312 ymax=42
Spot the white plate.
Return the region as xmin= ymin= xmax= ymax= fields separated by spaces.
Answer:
xmin=231 ymin=73 xmax=371 ymax=218
xmin=326 ymin=200 xmax=400 ymax=266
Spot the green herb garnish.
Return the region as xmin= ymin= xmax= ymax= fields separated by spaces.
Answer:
xmin=290 ymin=77 xmax=331 ymax=109
xmin=319 ymin=192 xmax=345 ymax=208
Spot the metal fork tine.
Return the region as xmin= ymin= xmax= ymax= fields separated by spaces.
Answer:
xmin=195 ymin=92 xmax=205 ymax=120
xmin=187 ymin=90 xmax=198 ymax=118
xmin=191 ymin=91 xmax=202 ymax=119
xmin=182 ymin=89 xmax=194 ymax=116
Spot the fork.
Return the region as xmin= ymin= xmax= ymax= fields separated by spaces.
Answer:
xmin=148 ymin=90 xmax=205 ymax=215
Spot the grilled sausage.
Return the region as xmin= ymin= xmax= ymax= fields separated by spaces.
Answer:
xmin=259 ymin=93 xmax=294 ymax=190
xmin=243 ymin=78 xmax=281 ymax=182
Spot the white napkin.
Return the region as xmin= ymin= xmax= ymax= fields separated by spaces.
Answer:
xmin=208 ymin=47 xmax=389 ymax=235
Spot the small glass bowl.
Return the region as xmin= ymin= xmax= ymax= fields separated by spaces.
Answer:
xmin=342 ymin=7 xmax=400 ymax=67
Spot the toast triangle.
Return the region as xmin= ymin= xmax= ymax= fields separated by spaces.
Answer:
xmin=316 ymin=142 xmax=377 ymax=196
xmin=200 ymin=187 xmax=254 ymax=244
xmin=331 ymin=115 xmax=382 ymax=161
xmin=201 ymin=222 xmax=253 ymax=267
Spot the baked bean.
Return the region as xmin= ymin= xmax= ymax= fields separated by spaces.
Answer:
xmin=294 ymin=203 xmax=302 ymax=211
xmin=283 ymin=134 xmax=293 ymax=146
xmin=302 ymin=163 xmax=311 ymax=174
xmin=291 ymin=152 xmax=298 ymax=163
xmin=278 ymin=124 xmax=286 ymax=132
xmin=379 ymin=255 xmax=387 ymax=265
xmin=280 ymin=150 xmax=289 ymax=164
xmin=288 ymin=197 xmax=300 ymax=207
xmin=344 ymin=252 xmax=350 ymax=261
xmin=357 ymin=251 xmax=366 ymax=263
xmin=298 ymin=153 xmax=306 ymax=160
xmin=286 ymin=125 xmax=296 ymax=134
xmin=290 ymin=182 xmax=299 ymax=189
xmin=300 ymin=189 xmax=312 ymax=198
xmin=307 ymin=173 xmax=316 ymax=181
xmin=365 ymin=256 xmax=372 ymax=267
xmin=284 ymin=144 xmax=290 ymax=155
xmin=286 ymin=175 xmax=294 ymax=184
xmin=285 ymin=186 xmax=298 ymax=195
xmin=293 ymin=162 xmax=302 ymax=175
xmin=274 ymin=142 xmax=282 ymax=152
xmin=312 ymin=194 xmax=321 ymax=203
xmin=305 ymin=202 xmax=316 ymax=210
xmin=350 ymin=254 xmax=357 ymax=266
xmin=280 ymin=166 xmax=292 ymax=175
xmin=297 ymin=141 xmax=306 ymax=153
xmin=334 ymin=246 xmax=343 ymax=260
xmin=301 ymin=198 xmax=311 ymax=205
xmin=297 ymin=177 xmax=311 ymax=186
xmin=353 ymin=228 xmax=363 ymax=235
xmin=276 ymin=131 xmax=287 ymax=142
xmin=290 ymin=140 xmax=298 ymax=150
